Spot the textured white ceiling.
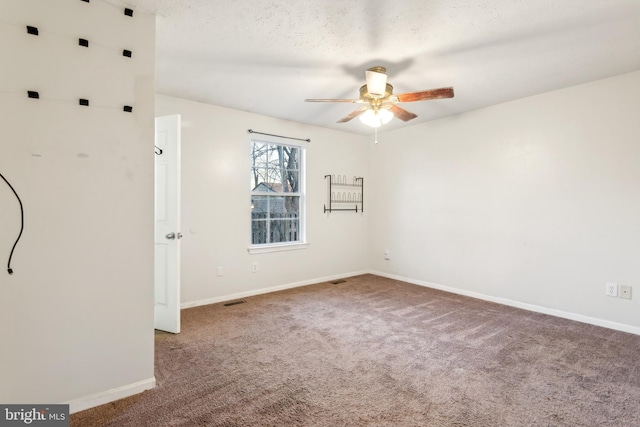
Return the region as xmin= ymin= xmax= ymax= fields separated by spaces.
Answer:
xmin=126 ymin=0 xmax=640 ymax=135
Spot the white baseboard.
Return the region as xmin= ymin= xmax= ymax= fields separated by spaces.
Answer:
xmin=371 ymin=270 xmax=640 ymax=336
xmin=181 ymin=270 xmax=370 ymax=309
xmin=67 ymin=377 xmax=156 ymax=414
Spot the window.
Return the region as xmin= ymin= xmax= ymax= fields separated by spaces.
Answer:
xmin=250 ymin=139 xmax=305 ymax=249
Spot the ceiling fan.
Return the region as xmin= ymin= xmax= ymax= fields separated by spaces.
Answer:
xmin=305 ymin=66 xmax=454 ymax=128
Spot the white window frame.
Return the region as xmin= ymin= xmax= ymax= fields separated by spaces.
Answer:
xmin=248 ymin=137 xmax=307 ymax=254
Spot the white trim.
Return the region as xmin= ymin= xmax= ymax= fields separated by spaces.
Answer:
xmin=370 ymin=270 xmax=640 ymax=336
xmin=248 ymin=242 xmax=309 ymax=254
xmin=181 ymin=270 xmax=369 ymax=309
xmin=67 ymin=377 xmax=156 ymax=414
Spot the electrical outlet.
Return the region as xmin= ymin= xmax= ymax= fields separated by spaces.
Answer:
xmin=384 ymin=250 xmax=391 ymax=260
xmin=217 ymin=267 xmax=223 ymax=277
xmin=252 ymin=262 xmax=259 ymax=273
xmin=620 ymin=286 xmax=632 ymax=300
xmin=605 ymin=282 xmax=618 ymax=297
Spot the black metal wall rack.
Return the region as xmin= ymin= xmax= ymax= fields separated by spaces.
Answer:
xmin=324 ymin=175 xmax=363 ymax=213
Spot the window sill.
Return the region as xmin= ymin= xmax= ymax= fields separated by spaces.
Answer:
xmin=248 ymin=242 xmax=309 ymax=255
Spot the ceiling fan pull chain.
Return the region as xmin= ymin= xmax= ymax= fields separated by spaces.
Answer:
xmin=374 ymin=127 xmax=378 ymax=144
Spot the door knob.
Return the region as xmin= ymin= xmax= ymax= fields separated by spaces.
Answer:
xmin=166 ymin=232 xmax=176 ymax=240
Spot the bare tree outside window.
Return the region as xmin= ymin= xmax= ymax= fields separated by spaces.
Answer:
xmin=251 ymin=140 xmax=303 ymax=245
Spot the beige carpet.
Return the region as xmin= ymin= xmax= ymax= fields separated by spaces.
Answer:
xmin=71 ymin=274 xmax=640 ymax=426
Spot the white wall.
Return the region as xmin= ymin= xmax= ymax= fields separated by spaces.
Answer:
xmin=0 ymin=0 xmax=155 ymax=410
xmin=370 ymin=71 xmax=640 ymax=331
xmin=156 ymin=95 xmax=370 ymax=306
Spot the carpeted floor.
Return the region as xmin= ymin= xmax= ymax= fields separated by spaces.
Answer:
xmin=71 ymin=274 xmax=640 ymax=426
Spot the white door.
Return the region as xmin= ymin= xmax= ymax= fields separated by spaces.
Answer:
xmin=154 ymin=114 xmax=181 ymax=333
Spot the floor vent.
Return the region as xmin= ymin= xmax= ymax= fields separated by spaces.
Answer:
xmin=223 ymin=300 xmax=246 ymax=307
xmin=330 ymin=279 xmax=347 ymax=285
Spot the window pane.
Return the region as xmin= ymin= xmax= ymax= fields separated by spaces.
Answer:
xmin=282 ymin=147 xmax=299 ymax=192
xmin=251 ymin=220 xmax=267 ymax=244
xmin=265 ymin=174 xmax=284 ymax=193
xmin=251 ymin=168 xmax=270 ymax=191
xmin=251 ymin=195 xmax=269 ymax=219
xmin=270 ymin=218 xmax=299 ymax=243
xmin=283 ymin=170 xmax=299 ymax=192
xmin=250 ymin=145 xmax=300 ymax=193
xmin=268 ymin=196 xmax=286 ymax=216
xmin=268 ymin=197 xmax=299 ymax=216
xmin=252 ymin=143 xmax=268 ymax=169
xmin=283 ymin=196 xmax=299 ymax=215
xmin=284 ymin=147 xmax=299 ymax=170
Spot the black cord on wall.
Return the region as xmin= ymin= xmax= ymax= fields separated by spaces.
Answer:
xmin=0 ymin=172 xmax=24 ymax=275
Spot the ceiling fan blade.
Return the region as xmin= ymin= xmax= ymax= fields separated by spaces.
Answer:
xmin=337 ymin=106 xmax=369 ymax=123
xmin=305 ymin=98 xmax=359 ymax=103
xmin=388 ymin=105 xmax=417 ymax=122
xmin=396 ymin=87 xmax=454 ymax=103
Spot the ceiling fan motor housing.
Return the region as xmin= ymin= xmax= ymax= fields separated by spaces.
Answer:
xmin=359 ymin=84 xmax=394 ymax=105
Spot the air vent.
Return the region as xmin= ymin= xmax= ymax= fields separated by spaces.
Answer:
xmin=330 ymin=279 xmax=347 ymax=285
xmin=223 ymin=300 xmax=246 ymax=307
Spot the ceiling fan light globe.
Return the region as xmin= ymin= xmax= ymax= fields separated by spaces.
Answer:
xmin=359 ymin=109 xmax=381 ymax=127
xmin=359 ymin=109 xmax=393 ymax=128
xmin=379 ymin=108 xmax=393 ymax=124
